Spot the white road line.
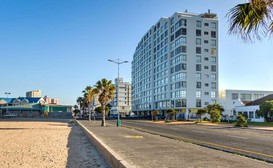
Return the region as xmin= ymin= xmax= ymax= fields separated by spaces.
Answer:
xmin=228 ymin=135 xmax=248 ymax=140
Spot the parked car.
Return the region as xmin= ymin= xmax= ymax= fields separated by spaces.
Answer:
xmin=129 ymin=114 xmax=138 ymax=118
xmin=155 ymin=114 xmax=165 ymax=120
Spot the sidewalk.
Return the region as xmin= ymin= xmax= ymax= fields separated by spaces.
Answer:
xmin=77 ymin=120 xmax=272 ymax=168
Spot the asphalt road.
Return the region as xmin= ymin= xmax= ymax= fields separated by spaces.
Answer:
xmin=107 ymin=119 xmax=273 ymax=163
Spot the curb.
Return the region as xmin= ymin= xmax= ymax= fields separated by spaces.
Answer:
xmin=76 ymin=120 xmax=134 ymax=168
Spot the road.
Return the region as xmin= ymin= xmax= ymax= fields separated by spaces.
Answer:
xmin=108 ymin=119 xmax=273 ymax=163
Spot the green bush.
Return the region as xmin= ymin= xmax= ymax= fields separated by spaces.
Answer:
xmin=235 ymin=114 xmax=248 ymax=127
xmin=210 ymin=109 xmax=221 ymax=123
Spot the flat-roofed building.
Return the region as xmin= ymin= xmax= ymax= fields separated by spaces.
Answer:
xmin=132 ymin=11 xmax=218 ymax=119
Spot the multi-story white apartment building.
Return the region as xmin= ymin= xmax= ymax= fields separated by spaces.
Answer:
xmin=219 ymin=89 xmax=273 ymax=118
xmin=132 ymin=11 xmax=218 ymax=119
xmin=26 ymin=90 xmax=42 ymax=98
xmin=110 ymin=78 xmax=131 ymax=117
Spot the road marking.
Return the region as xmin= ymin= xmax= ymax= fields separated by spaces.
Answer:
xmin=228 ymin=135 xmax=248 ymax=140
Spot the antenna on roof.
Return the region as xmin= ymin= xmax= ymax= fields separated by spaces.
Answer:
xmin=208 ymin=9 xmax=210 ymax=13
xmin=185 ymin=9 xmax=187 ymax=12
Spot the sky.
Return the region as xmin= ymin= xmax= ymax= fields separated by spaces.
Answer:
xmin=0 ymin=0 xmax=272 ymax=105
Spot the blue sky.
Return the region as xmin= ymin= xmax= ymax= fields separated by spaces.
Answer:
xmin=0 ymin=0 xmax=272 ymax=105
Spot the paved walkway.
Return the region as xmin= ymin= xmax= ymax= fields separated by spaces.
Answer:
xmin=78 ymin=120 xmax=273 ymax=168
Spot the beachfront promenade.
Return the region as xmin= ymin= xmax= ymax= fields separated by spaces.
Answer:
xmin=78 ymin=120 xmax=273 ymax=168
xmin=1 ymin=119 xmax=272 ymax=168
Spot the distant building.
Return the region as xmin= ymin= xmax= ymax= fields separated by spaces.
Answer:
xmin=0 ymin=96 xmax=72 ymax=117
xmin=44 ymin=96 xmax=59 ymax=105
xmin=110 ymin=78 xmax=131 ymax=117
xmin=26 ymin=90 xmax=42 ymax=98
xmin=234 ymin=94 xmax=273 ymax=122
xmin=219 ymin=89 xmax=273 ymax=118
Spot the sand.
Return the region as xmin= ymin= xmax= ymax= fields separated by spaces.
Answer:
xmin=0 ymin=120 xmax=110 ymax=168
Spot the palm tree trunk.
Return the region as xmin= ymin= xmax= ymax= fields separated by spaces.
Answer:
xmin=88 ymin=103 xmax=91 ymax=121
xmin=101 ymin=104 xmax=106 ymax=126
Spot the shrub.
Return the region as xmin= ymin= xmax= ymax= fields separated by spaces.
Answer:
xmin=235 ymin=114 xmax=248 ymax=127
xmin=210 ymin=109 xmax=221 ymax=123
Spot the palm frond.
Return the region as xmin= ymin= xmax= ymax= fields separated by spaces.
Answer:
xmin=227 ymin=0 xmax=271 ymax=41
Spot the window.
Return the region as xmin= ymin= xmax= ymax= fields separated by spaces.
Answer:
xmin=241 ymin=94 xmax=251 ymax=100
xmin=205 ymin=83 xmax=209 ymax=87
xmin=196 ymin=91 xmax=202 ymax=98
xmin=211 ymin=48 xmax=217 ymax=56
xmin=204 ymin=66 xmax=209 ymax=70
xmin=204 ymin=49 xmax=209 ymax=52
xmin=204 ymin=92 xmax=209 ymax=95
xmin=204 ymin=57 xmax=209 ymax=61
xmin=196 ymin=55 xmax=201 ymax=63
xmin=182 ymin=99 xmax=187 ymax=107
xmin=211 ymin=22 xmax=216 ymax=29
xmin=196 ymin=21 xmax=202 ymax=28
xmin=196 ymin=64 xmax=201 ymax=71
xmin=211 ymin=91 xmax=216 ymax=98
xmin=204 ymin=31 xmax=209 ymax=35
xmin=211 ymin=65 xmax=216 ymax=72
xmin=211 ymin=57 xmax=216 ymax=63
xmin=175 ymin=46 xmax=187 ymax=55
xmin=211 ymin=39 xmax=216 ymax=46
xmin=204 ymin=23 xmax=209 ymax=26
xmin=196 ymin=47 xmax=201 ymax=54
xmin=232 ymin=93 xmax=239 ymax=99
xmin=181 ymin=54 xmax=187 ymax=62
xmin=196 ymin=82 xmax=201 ymax=88
xmin=175 ymin=28 xmax=187 ymax=38
xmin=175 ymin=37 xmax=187 ymax=47
xmin=196 ymin=73 xmax=201 ymax=80
xmin=211 ymin=31 xmax=216 ymax=38
xmin=211 ymin=74 xmax=216 ymax=80
xmin=249 ymin=111 xmax=254 ymax=119
xmin=182 ymin=19 xmax=187 ymax=26
xmin=254 ymin=94 xmax=264 ymax=100
xmin=196 ymin=30 xmax=201 ymax=36
xmin=204 ymin=40 xmax=209 ymax=44
xmin=211 ymin=82 xmax=216 ymax=89
xmin=196 ymin=99 xmax=202 ymax=107
xmin=196 ymin=38 xmax=201 ymax=45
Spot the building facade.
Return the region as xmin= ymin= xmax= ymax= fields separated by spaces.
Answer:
xmin=26 ymin=90 xmax=42 ymax=98
xmin=219 ymin=89 xmax=273 ymax=118
xmin=110 ymin=78 xmax=131 ymax=117
xmin=132 ymin=11 xmax=218 ymax=119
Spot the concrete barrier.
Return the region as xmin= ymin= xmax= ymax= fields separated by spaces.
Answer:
xmin=76 ymin=121 xmax=134 ymax=168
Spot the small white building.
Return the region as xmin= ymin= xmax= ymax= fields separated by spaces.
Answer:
xmin=219 ymin=89 xmax=273 ymax=119
xmin=235 ymin=105 xmax=264 ymax=122
xmin=234 ymin=94 xmax=273 ymax=122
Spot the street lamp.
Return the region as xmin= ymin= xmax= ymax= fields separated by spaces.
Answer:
xmin=5 ymin=92 xmax=11 ymax=114
xmin=108 ymin=59 xmax=128 ymax=127
xmin=5 ymin=92 xmax=11 ymax=98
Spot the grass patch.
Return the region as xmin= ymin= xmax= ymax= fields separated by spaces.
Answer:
xmin=247 ymin=122 xmax=273 ymax=127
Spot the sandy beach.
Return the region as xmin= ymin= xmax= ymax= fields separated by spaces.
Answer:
xmin=0 ymin=120 xmax=109 ymax=168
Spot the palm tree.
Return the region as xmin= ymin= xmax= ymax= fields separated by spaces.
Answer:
xmin=82 ymin=86 xmax=96 ymax=121
xmin=227 ymin=0 xmax=273 ymax=41
xmin=94 ymin=78 xmax=115 ymax=126
xmin=76 ymin=97 xmax=84 ymax=117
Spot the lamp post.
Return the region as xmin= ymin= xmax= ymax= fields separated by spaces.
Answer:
xmin=108 ymin=59 xmax=128 ymax=127
xmin=5 ymin=92 xmax=11 ymax=114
